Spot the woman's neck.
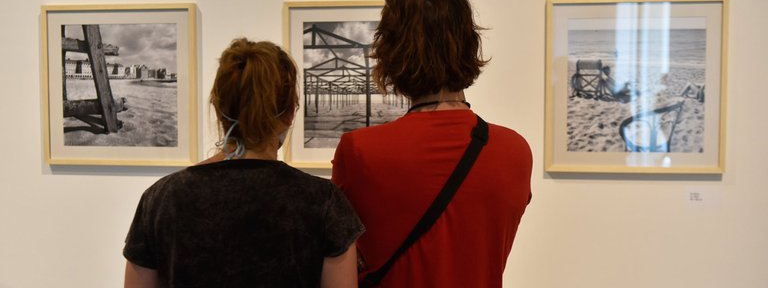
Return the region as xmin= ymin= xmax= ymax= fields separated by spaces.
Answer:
xmin=240 ymin=147 xmax=278 ymax=160
xmin=198 ymin=140 xmax=279 ymax=165
xmin=408 ymin=89 xmax=470 ymax=113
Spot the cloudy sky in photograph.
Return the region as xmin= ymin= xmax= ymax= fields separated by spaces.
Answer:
xmin=63 ymin=23 xmax=177 ymax=73
xmin=303 ymin=21 xmax=378 ymax=69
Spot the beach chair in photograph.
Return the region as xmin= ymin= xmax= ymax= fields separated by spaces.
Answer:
xmin=619 ymin=101 xmax=685 ymax=152
xmin=62 ymin=25 xmax=127 ymax=134
xmin=570 ymin=59 xmax=606 ymax=99
xmin=571 ymin=59 xmax=634 ymax=103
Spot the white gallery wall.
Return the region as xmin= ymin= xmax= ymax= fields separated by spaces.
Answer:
xmin=1 ymin=0 xmax=766 ymax=287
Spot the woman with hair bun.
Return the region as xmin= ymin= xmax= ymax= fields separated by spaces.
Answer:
xmin=123 ymin=38 xmax=363 ymax=288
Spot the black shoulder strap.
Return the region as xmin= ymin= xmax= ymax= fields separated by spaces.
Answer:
xmin=361 ymin=115 xmax=489 ymax=287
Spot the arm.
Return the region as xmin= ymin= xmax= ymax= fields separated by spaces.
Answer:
xmin=330 ymin=134 xmax=348 ymax=189
xmin=321 ymin=242 xmax=358 ymax=288
xmin=124 ymin=260 xmax=161 ymax=288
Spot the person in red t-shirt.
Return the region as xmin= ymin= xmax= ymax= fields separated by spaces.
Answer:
xmin=331 ymin=0 xmax=533 ymax=287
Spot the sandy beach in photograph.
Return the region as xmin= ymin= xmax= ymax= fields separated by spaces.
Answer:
xmin=303 ymin=96 xmax=408 ymax=148
xmin=63 ymin=79 xmax=178 ymax=147
xmin=567 ymin=60 xmax=705 ymax=153
xmin=565 ymin=28 xmax=708 ymax=153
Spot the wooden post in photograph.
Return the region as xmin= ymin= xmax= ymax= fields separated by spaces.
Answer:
xmin=364 ymin=46 xmax=371 ymax=127
xmin=329 ymin=83 xmax=332 ymax=110
xmin=61 ymin=26 xmax=68 ymax=101
xmin=314 ymin=76 xmax=319 ymax=114
xmin=61 ymin=24 xmax=124 ymax=134
xmin=82 ymin=25 xmax=120 ymax=133
xmin=304 ymin=70 xmax=309 ymax=117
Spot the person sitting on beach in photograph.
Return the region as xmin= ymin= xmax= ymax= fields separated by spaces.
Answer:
xmin=679 ymin=82 xmax=705 ymax=102
xmin=600 ymin=66 xmax=633 ymax=103
xmin=123 ymin=38 xmax=363 ymax=288
xmin=331 ymin=0 xmax=533 ymax=287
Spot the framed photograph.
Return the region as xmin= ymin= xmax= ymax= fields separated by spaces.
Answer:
xmin=41 ymin=4 xmax=198 ymax=166
xmin=283 ymin=1 xmax=403 ymax=168
xmin=544 ymin=0 xmax=728 ymax=173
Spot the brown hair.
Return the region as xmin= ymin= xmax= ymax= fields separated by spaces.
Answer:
xmin=210 ymin=38 xmax=299 ymax=150
xmin=371 ymin=0 xmax=488 ymax=98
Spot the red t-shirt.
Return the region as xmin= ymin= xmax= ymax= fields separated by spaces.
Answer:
xmin=332 ymin=109 xmax=532 ymax=288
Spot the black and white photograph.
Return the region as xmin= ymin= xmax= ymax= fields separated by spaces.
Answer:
xmin=61 ymin=23 xmax=179 ymax=147
xmin=566 ymin=21 xmax=707 ymax=153
xmin=42 ymin=4 xmax=198 ymax=166
xmin=285 ymin=2 xmax=397 ymax=167
xmin=544 ymin=0 xmax=726 ymax=173
xmin=301 ymin=21 xmax=408 ymax=149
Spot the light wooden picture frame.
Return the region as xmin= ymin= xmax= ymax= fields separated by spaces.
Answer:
xmin=282 ymin=1 xmax=395 ymax=169
xmin=544 ymin=0 xmax=728 ymax=174
xmin=41 ymin=3 xmax=199 ymax=166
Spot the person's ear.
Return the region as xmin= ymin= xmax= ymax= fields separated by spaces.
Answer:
xmin=280 ymin=107 xmax=295 ymax=126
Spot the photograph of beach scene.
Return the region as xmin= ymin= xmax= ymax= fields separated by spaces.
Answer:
xmin=302 ymin=21 xmax=408 ymax=149
xmin=567 ymin=19 xmax=707 ymax=153
xmin=61 ymin=23 xmax=178 ymax=147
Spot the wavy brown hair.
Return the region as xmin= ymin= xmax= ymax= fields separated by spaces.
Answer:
xmin=371 ymin=0 xmax=488 ymax=99
xmin=210 ymin=38 xmax=299 ymax=150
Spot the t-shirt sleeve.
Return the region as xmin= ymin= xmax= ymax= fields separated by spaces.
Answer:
xmin=123 ymin=189 xmax=159 ymax=269
xmin=321 ymin=183 xmax=365 ymax=257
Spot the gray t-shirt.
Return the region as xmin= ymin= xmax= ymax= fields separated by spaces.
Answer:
xmin=124 ymin=159 xmax=364 ymax=287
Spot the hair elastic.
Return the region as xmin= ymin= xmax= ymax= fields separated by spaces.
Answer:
xmin=216 ymin=113 xmax=246 ymax=160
